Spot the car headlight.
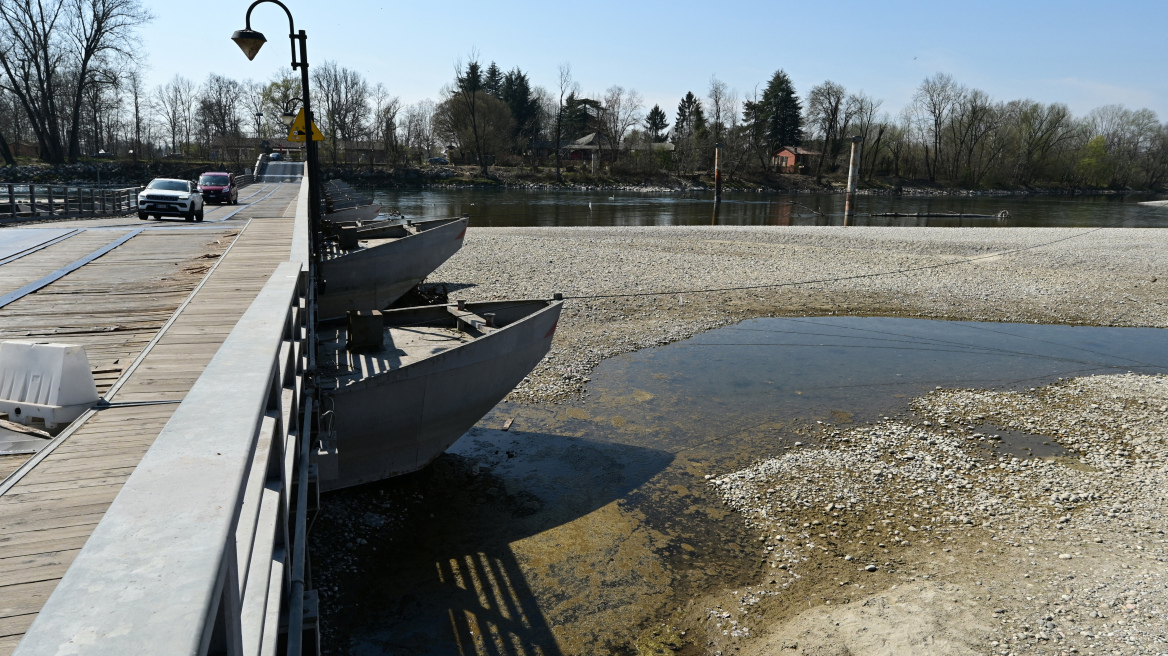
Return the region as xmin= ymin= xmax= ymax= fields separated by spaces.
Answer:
xmin=178 ymin=194 xmax=190 ymax=200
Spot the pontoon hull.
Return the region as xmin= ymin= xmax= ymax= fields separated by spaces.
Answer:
xmin=317 ymin=217 xmax=467 ymax=319
xmin=320 ymin=300 xmax=562 ymax=490
xmin=325 ymin=204 xmax=381 ymax=222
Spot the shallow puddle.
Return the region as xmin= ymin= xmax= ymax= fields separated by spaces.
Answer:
xmin=314 ymin=317 xmax=1168 ymax=655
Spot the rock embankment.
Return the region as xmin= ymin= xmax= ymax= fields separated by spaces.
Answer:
xmin=433 ymin=226 xmax=1168 ymax=404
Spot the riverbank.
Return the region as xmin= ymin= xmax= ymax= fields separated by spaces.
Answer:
xmin=713 ymin=372 xmax=1168 ymax=656
xmin=434 ymin=227 xmax=1168 ymax=655
xmin=332 ymin=165 xmax=1164 ymax=197
xmin=317 ymin=226 xmax=1168 ymax=655
xmin=433 ymin=226 xmax=1168 ymax=404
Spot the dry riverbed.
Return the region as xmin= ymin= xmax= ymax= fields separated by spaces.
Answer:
xmin=321 ymin=226 xmax=1168 ymax=655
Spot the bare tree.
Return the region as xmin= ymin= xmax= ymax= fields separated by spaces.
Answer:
xmin=312 ymin=60 xmax=371 ymax=165
xmin=805 ymin=81 xmax=847 ymax=172
xmin=403 ymin=99 xmax=436 ymax=163
xmin=913 ymin=72 xmax=958 ymax=183
xmin=127 ymin=66 xmax=145 ymax=161
xmin=241 ymin=79 xmax=266 ymax=141
xmin=847 ymin=92 xmax=882 ymax=179
xmin=599 ymin=84 xmax=643 ymax=165
xmin=154 ymin=74 xmax=191 ymax=154
xmin=62 ymin=0 xmax=150 ymax=160
xmin=371 ymin=83 xmax=400 ymax=165
xmin=554 ymin=62 xmax=575 ymax=181
xmin=1005 ymin=100 xmax=1074 ymax=185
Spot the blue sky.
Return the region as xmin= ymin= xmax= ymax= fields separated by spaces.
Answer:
xmin=143 ymin=0 xmax=1168 ymax=120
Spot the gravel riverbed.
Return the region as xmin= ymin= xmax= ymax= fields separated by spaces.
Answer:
xmin=321 ymin=226 xmax=1168 ymax=655
xmin=434 ymin=226 xmax=1168 ymax=404
xmin=706 ymin=373 xmax=1168 ymax=656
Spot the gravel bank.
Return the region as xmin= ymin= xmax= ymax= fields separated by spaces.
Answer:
xmin=434 ymin=226 xmax=1168 ymax=404
xmin=704 ymin=373 xmax=1168 ymax=655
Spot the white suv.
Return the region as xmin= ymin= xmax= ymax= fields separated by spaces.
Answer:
xmin=138 ymin=178 xmax=205 ymax=222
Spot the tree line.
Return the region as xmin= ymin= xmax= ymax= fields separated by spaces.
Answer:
xmin=0 ymin=5 xmax=1165 ymax=189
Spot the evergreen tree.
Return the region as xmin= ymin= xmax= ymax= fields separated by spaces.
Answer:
xmin=763 ymin=69 xmax=802 ymax=148
xmin=644 ymin=104 xmax=669 ymax=142
xmin=561 ymin=92 xmax=602 ymax=140
xmin=501 ymin=67 xmax=540 ymax=139
xmin=457 ymin=61 xmax=483 ymax=95
xmin=743 ymin=69 xmax=803 ymax=169
xmin=674 ymin=91 xmax=705 ymax=140
xmin=483 ymin=62 xmax=503 ymax=98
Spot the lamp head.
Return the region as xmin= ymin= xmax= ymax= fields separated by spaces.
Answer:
xmin=280 ymin=111 xmax=297 ymax=127
xmin=231 ymin=29 xmax=267 ymax=61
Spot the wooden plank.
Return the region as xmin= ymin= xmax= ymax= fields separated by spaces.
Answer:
xmin=0 ymin=184 xmax=301 ymax=638
xmin=1 ymin=633 xmax=27 ymax=654
xmin=0 ymin=580 xmax=58 ymax=618
xmin=0 ymin=612 xmax=35 ymax=638
xmin=0 ymin=527 xmax=96 ymax=556
xmin=0 ymin=550 xmax=80 ymax=587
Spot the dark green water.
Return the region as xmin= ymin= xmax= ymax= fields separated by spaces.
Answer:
xmin=367 ymin=188 xmax=1168 ymax=228
xmin=316 ymin=318 xmax=1168 ymax=655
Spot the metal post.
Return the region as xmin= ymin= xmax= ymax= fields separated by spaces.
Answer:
xmin=844 ymin=135 xmax=862 ymax=220
xmin=47 ymin=186 xmax=54 ymax=216
xmin=29 ymin=185 xmax=36 ymax=217
xmin=295 ymin=30 xmax=322 ymax=268
xmin=714 ymin=142 xmax=723 ymax=204
xmin=8 ymin=184 xmax=14 ymax=219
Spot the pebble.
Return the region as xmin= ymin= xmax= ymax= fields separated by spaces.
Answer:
xmin=708 ymin=372 xmax=1168 ymax=655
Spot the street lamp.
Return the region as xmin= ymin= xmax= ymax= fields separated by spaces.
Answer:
xmin=280 ymin=97 xmax=303 ymax=128
xmin=231 ymin=7 xmax=319 ymax=653
xmin=232 ymin=0 xmax=322 ymax=243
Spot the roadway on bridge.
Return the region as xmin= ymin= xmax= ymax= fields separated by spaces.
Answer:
xmin=0 ymin=182 xmax=301 ymax=654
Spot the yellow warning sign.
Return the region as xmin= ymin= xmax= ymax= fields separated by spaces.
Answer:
xmin=286 ymin=108 xmax=323 ymax=142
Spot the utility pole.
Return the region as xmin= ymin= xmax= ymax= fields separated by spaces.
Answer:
xmin=844 ymin=135 xmax=862 ymax=221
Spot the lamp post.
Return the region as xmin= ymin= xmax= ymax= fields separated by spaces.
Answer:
xmin=232 ymin=0 xmax=322 ymax=244
xmin=231 ymin=6 xmax=319 ymax=655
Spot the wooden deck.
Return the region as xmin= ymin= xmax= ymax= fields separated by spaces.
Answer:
xmin=0 ymin=183 xmax=301 ymax=653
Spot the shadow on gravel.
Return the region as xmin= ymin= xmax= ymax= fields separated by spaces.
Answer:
xmin=313 ymin=430 xmax=673 ymax=656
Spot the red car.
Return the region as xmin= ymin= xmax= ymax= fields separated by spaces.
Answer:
xmin=197 ymin=172 xmax=238 ymax=204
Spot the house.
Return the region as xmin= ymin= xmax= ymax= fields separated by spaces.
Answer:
xmin=564 ymin=133 xmax=616 ymax=161
xmin=9 ymin=140 xmax=40 ymax=158
xmin=622 ymin=141 xmax=675 ymax=154
xmin=772 ymin=146 xmax=819 ymax=174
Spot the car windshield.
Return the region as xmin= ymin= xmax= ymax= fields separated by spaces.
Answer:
xmin=199 ymin=175 xmax=229 ymax=186
xmin=147 ymin=180 xmax=188 ymax=192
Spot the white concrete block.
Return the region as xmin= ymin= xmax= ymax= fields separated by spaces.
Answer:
xmin=0 ymin=341 xmax=98 ymax=429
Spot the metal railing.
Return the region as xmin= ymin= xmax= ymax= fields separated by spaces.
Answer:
xmin=0 ymin=184 xmax=142 ymax=222
xmin=14 ymin=175 xmax=320 ymax=656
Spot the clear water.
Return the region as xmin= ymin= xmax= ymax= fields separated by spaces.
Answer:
xmin=319 ymin=318 xmax=1168 ymax=655
xmin=367 ymin=188 xmax=1168 ymax=228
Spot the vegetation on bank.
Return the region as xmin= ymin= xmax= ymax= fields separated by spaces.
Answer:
xmin=0 ymin=2 xmax=1165 ymax=192
xmin=319 ymin=163 xmax=1160 ymax=195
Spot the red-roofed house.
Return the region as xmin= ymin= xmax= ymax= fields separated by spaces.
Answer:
xmin=772 ymin=146 xmax=819 ymax=174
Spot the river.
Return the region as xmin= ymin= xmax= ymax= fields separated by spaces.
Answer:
xmin=364 ymin=187 xmax=1168 ymax=228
